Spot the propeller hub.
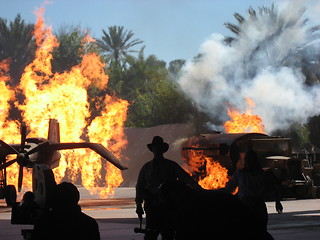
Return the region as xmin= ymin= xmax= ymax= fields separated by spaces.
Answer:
xmin=17 ymin=153 xmax=29 ymax=166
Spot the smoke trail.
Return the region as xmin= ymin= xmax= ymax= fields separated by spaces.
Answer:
xmin=178 ymin=1 xmax=320 ymax=133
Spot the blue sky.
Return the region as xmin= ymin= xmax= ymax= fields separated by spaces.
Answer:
xmin=1 ymin=0 xmax=273 ymax=63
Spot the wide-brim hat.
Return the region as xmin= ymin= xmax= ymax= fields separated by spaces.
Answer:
xmin=147 ymin=136 xmax=169 ymax=153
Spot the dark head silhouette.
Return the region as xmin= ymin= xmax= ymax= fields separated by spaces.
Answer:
xmin=244 ymin=149 xmax=263 ymax=173
xmin=147 ymin=136 xmax=169 ymax=155
xmin=52 ymin=182 xmax=80 ymax=209
xmin=32 ymin=182 xmax=100 ymax=240
xmin=22 ymin=191 xmax=35 ymax=203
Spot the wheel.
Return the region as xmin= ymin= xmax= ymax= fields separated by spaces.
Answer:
xmin=32 ymin=164 xmax=56 ymax=209
xmin=5 ymin=185 xmax=17 ymax=206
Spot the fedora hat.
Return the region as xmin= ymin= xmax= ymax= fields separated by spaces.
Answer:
xmin=147 ymin=136 xmax=169 ymax=153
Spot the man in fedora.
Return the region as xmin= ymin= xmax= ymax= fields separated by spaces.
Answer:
xmin=135 ymin=136 xmax=200 ymax=240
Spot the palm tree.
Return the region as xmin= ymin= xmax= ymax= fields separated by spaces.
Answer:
xmin=95 ymin=26 xmax=143 ymax=65
xmin=224 ymin=4 xmax=320 ymax=150
xmin=224 ymin=12 xmax=246 ymax=45
xmin=224 ymin=6 xmax=260 ymax=45
xmin=0 ymin=14 xmax=35 ymax=85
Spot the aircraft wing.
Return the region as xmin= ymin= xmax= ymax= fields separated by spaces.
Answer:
xmin=49 ymin=142 xmax=128 ymax=170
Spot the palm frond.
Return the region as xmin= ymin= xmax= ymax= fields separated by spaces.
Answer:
xmin=233 ymin=13 xmax=245 ymax=25
xmin=224 ymin=22 xmax=240 ymax=35
xmin=96 ymin=25 xmax=143 ymax=63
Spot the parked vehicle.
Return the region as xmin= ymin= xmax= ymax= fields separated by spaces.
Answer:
xmin=181 ymin=133 xmax=320 ymax=199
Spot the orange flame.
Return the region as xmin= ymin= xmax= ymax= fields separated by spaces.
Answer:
xmin=1 ymin=7 xmax=128 ymax=197
xmin=184 ymin=98 xmax=265 ymax=191
xmin=0 ymin=59 xmax=14 ymax=126
xmin=0 ymin=59 xmax=24 ymax=188
xmin=183 ymin=148 xmax=229 ymax=190
xmin=82 ymin=34 xmax=96 ymax=44
xmin=224 ymin=97 xmax=265 ymax=134
xmin=198 ymin=160 xmax=229 ymax=190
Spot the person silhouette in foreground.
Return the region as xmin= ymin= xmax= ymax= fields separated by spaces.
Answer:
xmin=135 ymin=136 xmax=201 ymax=240
xmin=17 ymin=191 xmax=40 ymax=224
xmin=32 ymin=182 xmax=100 ymax=240
xmin=160 ymin=179 xmax=275 ymax=240
xmin=224 ymin=149 xmax=283 ymax=230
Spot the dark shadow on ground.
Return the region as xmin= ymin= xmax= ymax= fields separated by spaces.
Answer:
xmin=97 ymin=218 xmax=140 ymax=224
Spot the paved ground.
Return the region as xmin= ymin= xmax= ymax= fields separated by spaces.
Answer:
xmin=1 ymin=187 xmax=320 ymax=239
xmin=267 ymin=200 xmax=320 ymax=240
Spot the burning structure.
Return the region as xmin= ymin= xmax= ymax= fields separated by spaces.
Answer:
xmin=181 ymin=98 xmax=320 ymax=198
xmin=181 ymin=132 xmax=320 ymax=198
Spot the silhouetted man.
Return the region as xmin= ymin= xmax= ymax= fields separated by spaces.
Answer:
xmin=32 ymin=182 xmax=100 ymax=240
xmin=135 ymin=136 xmax=200 ymax=240
xmin=17 ymin=191 xmax=40 ymax=224
xmin=224 ymin=149 xmax=283 ymax=230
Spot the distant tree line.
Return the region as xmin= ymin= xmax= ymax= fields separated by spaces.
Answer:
xmin=1 ymin=8 xmax=320 ymax=150
xmin=0 ymin=15 xmax=201 ymax=129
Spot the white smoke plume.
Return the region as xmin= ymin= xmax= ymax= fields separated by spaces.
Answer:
xmin=178 ymin=1 xmax=320 ymax=133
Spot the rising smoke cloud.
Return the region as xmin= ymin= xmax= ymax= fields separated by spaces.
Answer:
xmin=178 ymin=1 xmax=320 ymax=133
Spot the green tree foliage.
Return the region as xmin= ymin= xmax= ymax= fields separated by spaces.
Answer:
xmin=52 ymin=26 xmax=98 ymax=73
xmin=289 ymin=124 xmax=311 ymax=150
xmin=0 ymin=14 xmax=35 ymax=85
xmin=95 ymin=26 xmax=143 ymax=65
xmin=168 ymin=59 xmax=186 ymax=78
xmin=309 ymin=116 xmax=320 ymax=149
xmin=107 ymin=48 xmax=196 ymax=127
xmin=0 ymin=15 xmax=213 ymax=130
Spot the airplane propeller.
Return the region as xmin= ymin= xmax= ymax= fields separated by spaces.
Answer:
xmin=0 ymin=124 xmax=35 ymax=192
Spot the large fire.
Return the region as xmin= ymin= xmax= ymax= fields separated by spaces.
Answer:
xmin=224 ymin=97 xmax=265 ymax=134
xmin=185 ymin=148 xmax=229 ymax=189
xmin=0 ymin=7 xmax=128 ymax=197
xmin=184 ymin=97 xmax=265 ymax=190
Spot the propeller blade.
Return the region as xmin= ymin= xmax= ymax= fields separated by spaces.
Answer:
xmin=0 ymin=140 xmax=19 ymax=155
xmin=20 ymin=124 xmax=27 ymax=151
xmin=27 ymin=141 xmax=50 ymax=155
xmin=18 ymin=164 xmax=23 ymax=192
xmin=0 ymin=159 xmax=17 ymax=170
